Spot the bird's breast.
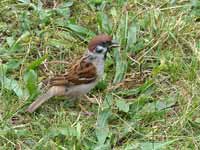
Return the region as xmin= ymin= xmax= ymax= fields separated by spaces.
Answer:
xmin=95 ymin=58 xmax=105 ymax=77
xmin=65 ymin=81 xmax=98 ymax=98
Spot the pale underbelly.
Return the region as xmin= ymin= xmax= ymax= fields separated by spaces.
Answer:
xmin=66 ymin=81 xmax=98 ymax=97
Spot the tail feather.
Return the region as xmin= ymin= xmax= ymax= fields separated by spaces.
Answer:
xmin=27 ymin=86 xmax=66 ymax=113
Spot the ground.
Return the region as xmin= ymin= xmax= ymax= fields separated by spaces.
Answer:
xmin=0 ymin=0 xmax=200 ymax=149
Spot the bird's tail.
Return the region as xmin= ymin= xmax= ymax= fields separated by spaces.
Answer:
xmin=26 ymin=86 xmax=65 ymax=113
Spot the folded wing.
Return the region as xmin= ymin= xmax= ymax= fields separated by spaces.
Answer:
xmin=50 ymin=58 xmax=97 ymax=86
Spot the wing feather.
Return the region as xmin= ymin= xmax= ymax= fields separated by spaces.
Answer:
xmin=49 ymin=57 xmax=97 ymax=86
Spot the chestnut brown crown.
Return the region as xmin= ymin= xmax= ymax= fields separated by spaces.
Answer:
xmin=88 ymin=34 xmax=112 ymax=52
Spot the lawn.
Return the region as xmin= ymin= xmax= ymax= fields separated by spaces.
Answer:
xmin=0 ymin=0 xmax=200 ymax=149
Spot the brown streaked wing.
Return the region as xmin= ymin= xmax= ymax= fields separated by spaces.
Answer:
xmin=50 ymin=59 xmax=97 ymax=86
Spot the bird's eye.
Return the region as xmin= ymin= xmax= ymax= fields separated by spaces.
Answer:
xmin=101 ymin=42 xmax=107 ymax=47
xmin=102 ymin=42 xmax=106 ymax=45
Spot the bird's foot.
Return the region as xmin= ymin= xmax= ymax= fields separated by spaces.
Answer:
xmin=78 ymin=104 xmax=94 ymax=116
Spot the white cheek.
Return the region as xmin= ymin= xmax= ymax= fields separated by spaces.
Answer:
xmin=96 ymin=45 xmax=107 ymax=53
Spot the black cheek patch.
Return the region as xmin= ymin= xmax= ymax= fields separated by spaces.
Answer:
xmin=104 ymin=51 xmax=108 ymax=60
xmin=96 ymin=49 xmax=103 ymax=53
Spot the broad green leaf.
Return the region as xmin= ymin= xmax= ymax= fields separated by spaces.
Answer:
xmin=113 ymin=60 xmax=127 ymax=83
xmin=6 ymin=60 xmax=21 ymax=70
xmin=0 ymin=76 xmax=26 ymax=99
xmin=96 ymin=109 xmax=111 ymax=144
xmin=55 ymin=7 xmax=70 ymax=17
xmin=90 ymin=0 xmax=104 ymax=4
xmin=48 ymin=39 xmax=69 ymax=48
xmin=66 ymin=24 xmax=95 ymax=39
xmin=7 ymin=31 xmax=30 ymax=52
xmin=76 ymin=123 xmax=81 ymax=140
xmin=97 ymin=12 xmax=112 ymax=34
xmin=18 ymin=0 xmax=30 ymax=3
xmin=113 ymin=49 xmax=127 ymax=84
xmin=140 ymin=100 xmax=176 ymax=114
xmin=15 ymin=129 xmax=31 ymax=137
xmin=110 ymin=7 xmax=117 ymax=17
xmin=59 ymin=128 xmax=77 ymax=137
xmin=9 ymin=43 xmax=23 ymax=52
xmin=124 ymin=142 xmax=139 ymax=150
xmin=48 ymin=127 xmax=78 ymax=138
xmin=37 ymin=0 xmax=43 ymax=10
xmin=0 ymin=64 xmax=7 ymax=76
xmin=116 ymin=13 xmax=127 ymax=47
xmin=117 ymin=88 xmax=140 ymax=97
xmin=170 ymin=0 xmax=176 ymax=5
xmin=121 ymin=140 xmax=177 ymax=150
xmin=191 ymin=0 xmax=200 ymax=7
xmin=24 ymin=69 xmax=38 ymax=98
xmin=19 ymin=11 xmax=31 ymax=32
xmin=27 ymin=54 xmax=48 ymax=70
xmin=126 ymin=25 xmax=137 ymax=50
xmin=96 ymin=109 xmax=111 ymax=128
xmin=94 ymin=143 xmax=111 ymax=150
xmin=0 ymin=128 xmax=30 ymax=137
xmin=0 ymin=64 xmax=27 ymax=98
xmin=194 ymin=117 xmax=200 ymax=123
xmin=6 ymin=37 xmax=15 ymax=47
xmin=116 ymin=99 xmax=129 ymax=113
xmin=62 ymin=2 xmax=73 ymax=7
xmin=95 ymin=80 xmax=108 ymax=90
xmin=0 ymin=130 xmax=7 ymax=136
xmin=95 ymin=126 xmax=109 ymax=145
xmin=140 ymin=140 xmax=177 ymax=150
xmin=54 ymin=18 xmax=68 ymax=27
xmin=38 ymin=10 xmax=51 ymax=24
xmin=102 ymin=94 xmax=113 ymax=109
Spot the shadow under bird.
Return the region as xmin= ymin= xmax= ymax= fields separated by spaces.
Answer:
xmin=27 ymin=34 xmax=119 ymax=113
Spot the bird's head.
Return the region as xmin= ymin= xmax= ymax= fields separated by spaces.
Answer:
xmin=88 ymin=34 xmax=119 ymax=59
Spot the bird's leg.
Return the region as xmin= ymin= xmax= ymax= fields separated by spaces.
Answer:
xmin=78 ymin=103 xmax=94 ymax=116
xmin=82 ymin=95 xmax=98 ymax=104
xmin=78 ymin=95 xmax=95 ymax=116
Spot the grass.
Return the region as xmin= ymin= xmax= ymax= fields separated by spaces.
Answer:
xmin=0 ymin=0 xmax=200 ymax=149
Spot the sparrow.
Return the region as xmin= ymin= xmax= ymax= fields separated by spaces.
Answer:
xmin=27 ymin=34 xmax=119 ymax=113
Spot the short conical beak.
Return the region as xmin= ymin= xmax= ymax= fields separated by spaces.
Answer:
xmin=109 ymin=40 xmax=120 ymax=48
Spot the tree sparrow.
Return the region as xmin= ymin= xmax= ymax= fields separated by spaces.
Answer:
xmin=27 ymin=34 xmax=119 ymax=113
